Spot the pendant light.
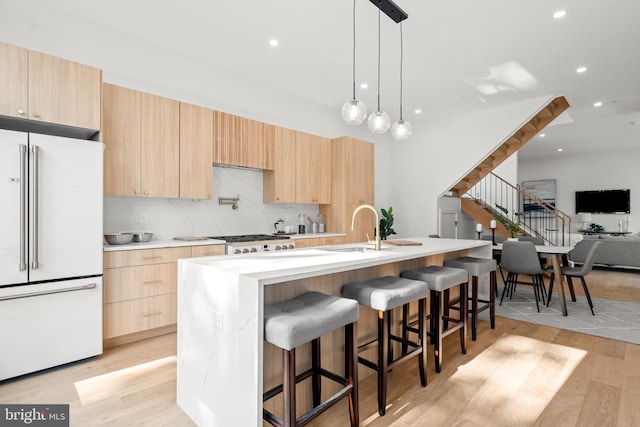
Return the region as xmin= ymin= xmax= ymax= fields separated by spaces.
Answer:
xmin=367 ymin=1 xmax=391 ymax=134
xmin=391 ymin=21 xmax=413 ymax=141
xmin=341 ymin=0 xmax=367 ymax=125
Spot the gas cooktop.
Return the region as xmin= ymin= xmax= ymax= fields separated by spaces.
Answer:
xmin=208 ymin=234 xmax=289 ymax=243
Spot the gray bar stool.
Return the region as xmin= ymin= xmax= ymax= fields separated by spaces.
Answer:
xmin=342 ymin=276 xmax=429 ymax=416
xmin=401 ymin=266 xmax=468 ymax=373
xmin=443 ymin=256 xmax=497 ymax=341
xmin=263 ymin=291 xmax=359 ymax=427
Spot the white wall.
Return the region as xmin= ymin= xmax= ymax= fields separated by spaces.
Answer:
xmin=388 ymin=96 xmax=552 ymax=238
xmin=518 ymin=147 xmax=639 ymax=234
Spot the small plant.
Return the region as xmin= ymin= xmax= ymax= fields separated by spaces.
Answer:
xmin=492 ymin=203 xmax=521 ymax=238
xmin=379 ymin=207 xmax=397 ymax=240
xmin=586 ymin=223 xmax=604 ymax=233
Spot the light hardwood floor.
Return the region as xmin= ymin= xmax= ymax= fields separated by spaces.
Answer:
xmin=1 ymin=268 xmax=638 ymax=426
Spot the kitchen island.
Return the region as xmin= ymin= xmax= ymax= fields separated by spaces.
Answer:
xmin=176 ymin=237 xmax=491 ymax=426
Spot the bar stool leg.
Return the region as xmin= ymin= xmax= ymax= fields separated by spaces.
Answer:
xmin=471 ymin=276 xmax=478 ymax=341
xmin=402 ymin=304 xmax=409 ymax=354
xmin=378 ymin=310 xmax=389 ymax=416
xmin=345 ymin=323 xmax=359 ymax=427
xmin=432 ymin=289 xmax=443 ymax=373
xmin=418 ymin=297 xmax=427 ymax=387
xmin=283 ymin=348 xmax=296 ymax=427
xmin=311 ymin=337 xmax=321 ymax=408
xmin=460 ymin=282 xmax=467 ymax=355
xmin=489 ymin=270 xmax=496 ymax=329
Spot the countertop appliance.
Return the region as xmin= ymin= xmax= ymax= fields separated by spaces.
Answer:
xmin=208 ymin=234 xmax=294 ymax=255
xmin=0 ymin=129 xmax=104 ymax=381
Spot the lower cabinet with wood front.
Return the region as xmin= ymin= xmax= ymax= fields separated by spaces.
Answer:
xmin=102 ymin=244 xmax=225 ymax=347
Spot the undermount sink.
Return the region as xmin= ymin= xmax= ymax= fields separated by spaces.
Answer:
xmin=322 ymin=245 xmax=390 ymax=253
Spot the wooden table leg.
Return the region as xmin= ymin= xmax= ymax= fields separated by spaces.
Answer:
xmin=551 ymin=254 xmax=567 ymax=316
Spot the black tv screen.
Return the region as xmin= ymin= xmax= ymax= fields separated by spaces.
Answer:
xmin=575 ymin=189 xmax=630 ymax=214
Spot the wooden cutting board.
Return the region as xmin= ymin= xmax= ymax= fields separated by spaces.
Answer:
xmin=173 ymin=237 xmax=211 ymax=241
xmin=385 ymin=240 xmax=423 ymax=246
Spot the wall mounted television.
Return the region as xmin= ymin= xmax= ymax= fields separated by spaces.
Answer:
xmin=575 ymin=189 xmax=630 ymax=214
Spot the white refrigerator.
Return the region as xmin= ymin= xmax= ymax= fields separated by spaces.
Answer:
xmin=0 ymin=129 xmax=104 ymax=381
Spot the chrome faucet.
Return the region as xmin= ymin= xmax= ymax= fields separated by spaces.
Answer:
xmin=351 ymin=204 xmax=381 ymax=250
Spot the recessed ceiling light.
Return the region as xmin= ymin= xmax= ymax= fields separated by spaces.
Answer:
xmin=539 ymin=133 xmax=546 ymax=138
xmin=552 ymin=10 xmax=567 ymax=19
xmin=269 ymin=39 xmax=279 ymax=47
xmin=576 ymin=66 xmax=588 ymax=73
xmin=593 ymin=101 xmax=603 ymax=107
xmin=360 ymin=82 xmax=369 ymax=89
xmin=414 ymin=109 xmax=422 ymax=114
xmin=557 ymin=148 xmax=563 ymax=152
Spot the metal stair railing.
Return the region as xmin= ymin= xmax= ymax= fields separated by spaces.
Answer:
xmin=464 ymin=173 xmax=571 ymax=245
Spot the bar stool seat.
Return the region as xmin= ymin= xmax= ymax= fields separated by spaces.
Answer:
xmin=342 ymin=276 xmax=429 ymax=416
xmin=401 ymin=266 xmax=468 ymax=373
xmin=443 ymin=257 xmax=497 ymax=341
xmin=263 ymin=291 xmax=359 ymax=427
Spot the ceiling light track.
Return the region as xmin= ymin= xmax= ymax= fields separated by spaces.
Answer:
xmin=368 ymin=0 xmax=408 ymax=23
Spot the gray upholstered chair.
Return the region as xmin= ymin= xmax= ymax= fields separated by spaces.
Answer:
xmin=499 ymin=241 xmax=547 ymax=312
xmin=547 ymin=240 xmax=601 ymax=315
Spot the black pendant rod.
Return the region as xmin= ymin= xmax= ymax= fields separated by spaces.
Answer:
xmin=368 ymin=0 xmax=408 ymax=23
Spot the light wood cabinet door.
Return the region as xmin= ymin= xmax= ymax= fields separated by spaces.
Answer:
xmin=264 ymin=126 xmax=297 ymax=202
xmin=191 ymin=244 xmax=225 ymax=257
xmin=27 ymin=50 xmax=101 ymax=130
xmin=263 ymin=123 xmax=275 ymax=170
xmin=103 ymin=247 xmax=191 ymax=269
xmin=104 ymin=263 xmax=177 ymax=304
xmin=141 ymin=92 xmax=180 ymax=198
xmin=180 ymin=102 xmax=213 ymax=199
xmin=346 ymin=137 xmax=374 ymax=204
xmin=102 ymin=83 xmax=142 ymax=196
xmin=104 ymin=294 xmax=177 ymax=339
xmin=295 ymin=131 xmax=331 ymax=204
xmin=294 ymin=236 xmax=346 ymax=248
xmin=0 ymin=42 xmax=28 ymax=119
xmin=213 ymin=110 xmax=240 ymax=166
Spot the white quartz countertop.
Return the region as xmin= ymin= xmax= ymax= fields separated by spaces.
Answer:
xmin=181 ymin=237 xmax=490 ymax=285
xmin=104 ymin=238 xmax=225 ymax=252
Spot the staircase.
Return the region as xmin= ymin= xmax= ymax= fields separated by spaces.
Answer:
xmin=450 ymin=96 xmax=570 ymax=197
xmin=462 ymin=173 xmax=572 ymax=245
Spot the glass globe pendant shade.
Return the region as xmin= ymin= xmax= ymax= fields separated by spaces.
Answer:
xmin=341 ymin=98 xmax=367 ymax=125
xmin=391 ymin=119 xmax=413 ymax=141
xmin=367 ymin=110 xmax=391 ymax=134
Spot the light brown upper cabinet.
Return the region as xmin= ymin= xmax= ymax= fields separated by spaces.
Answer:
xmin=295 ymin=131 xmax=331 ymax=204
xmin=264 ymin=128 xmax=331 ymax=204
xmin=103 ymin=83 xmax=180 ymax=198
xmin=180 ymin=102 xmax=213 ymax=199
xmin=0 ymin=41 xmax=101 ymax=131
xmin=320 ymin=137 xmax=375 ymax=243
xmin=263 ymin=127 xmax=296 ymax=202
xmin=213 ymin=110 xmax=275 ymax=170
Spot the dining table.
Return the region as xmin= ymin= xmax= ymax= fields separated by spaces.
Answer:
xmin=494 ymin=243 xmax=574 ymax=316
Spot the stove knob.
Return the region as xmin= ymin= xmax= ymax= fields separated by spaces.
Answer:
xmin=242 ymin=248 xmax=249 ymax=253
xmin=250 ymin=247 xmax=257 ymax=253
xmin=282 ymin=245 xmax=288 ymax=250
xmin=288 ymin=244 xmax=295 ymax=250
xmin=234 ymin=249 xmax=241 ymax=254
xmin=275 ymin=245 xmax=282 ymax=250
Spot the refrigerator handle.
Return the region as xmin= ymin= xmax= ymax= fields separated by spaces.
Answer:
xmin=31 ymin=145 xmax=39 ymax=270
xmin=19 ymin=145 xmax=27 ymax=271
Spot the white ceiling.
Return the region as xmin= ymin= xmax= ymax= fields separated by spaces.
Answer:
xmin=3 ymin=0 xmax=640 ymax=159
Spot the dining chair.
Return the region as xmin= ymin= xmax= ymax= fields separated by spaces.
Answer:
xmin=518 ymin=236 xmax=547 ymax=267
xmin=547 ymin=240 xmax=601 ymax=315
xmin=482 ymin=235 xmax=505 ymax=294
xmin=499 ymin=241 xmax=547 ymax=312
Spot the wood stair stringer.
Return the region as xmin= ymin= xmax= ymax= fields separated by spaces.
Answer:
xmin=450 ymin=96 xmax=570 ymax=197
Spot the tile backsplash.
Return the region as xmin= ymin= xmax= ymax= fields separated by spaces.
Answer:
xmin=104 ymin=167 xmax=319 ymax=240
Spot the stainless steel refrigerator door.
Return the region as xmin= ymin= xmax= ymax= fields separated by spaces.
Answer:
xmin=28 ymin=134 xmax=104 ymax=282
xmin=0 ymin=129 xmax=29 ymax=286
